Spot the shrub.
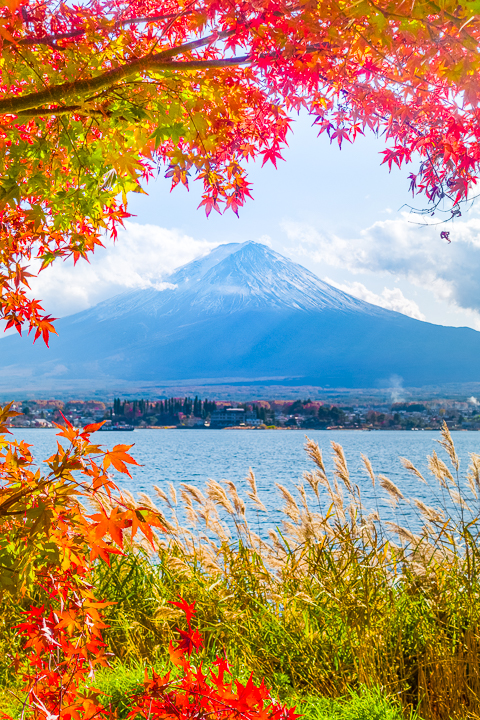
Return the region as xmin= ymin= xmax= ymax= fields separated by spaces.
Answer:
xmin=0 ymin=405 xmax=297 ymax=720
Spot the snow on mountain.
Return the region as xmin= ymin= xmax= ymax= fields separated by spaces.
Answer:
xmin=167 ymin=241 xmax=376 ymax=314
xmin=76 ymin=241 xmax=383 ymax=323
xmin=0 ymin=240 xmax=479 ymax=392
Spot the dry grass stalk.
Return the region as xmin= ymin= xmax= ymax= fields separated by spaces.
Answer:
xmin=329 ymin=493 xmax=346 ymax=523
xmin=379 ymin=475 xmax=405 ymax=507
xmin=438 ymin=420 xmax=460 ymax=472
xmin=196 ymin=543 xmax=223 ymax=574
xmin=331 ymin=441 xmax=353 ymax=493
xmin=166 ymin=556 xmax=192 ymax=576
xmin=246 ymin=469 xmax=267 ymax=512
xmin=209 ymin=519 xmax=232 ymax=542
xmin=361 ymin=453 xmax=376 ymax=487
xmin=268 ymin=528 xmax=287 ymax=556
xmin=181 ymin=483 xmax=207 ymax=505
xmin=449 ymin=489 xmax=470 ymax=510
xmin=137 ymin=491 xmax=159 ymax=511
xmin=303 ymin=469 xmax=327 ymax=497
xmin=179 ymin=492 xmax=199 ymax=527
xmin=428 ymin=451 xmax=455 ymax=487
xmin=385 ymin=522 xmax=418 ymax=546
xmin=467 ymin=453 xmax=480 ymax=498
xmin=305 ymin=437 xmax=327 ymax=476
xmin=196 ymin=500 xmax=221 ymax=530
xmin=206 ymin=478 xmax=235 ymax=514
xmin=295 ymin=483 xmax=312 ymax=515
xmin=282 ymin=520 xmax=301 ymax=541
xmin=414 ymin=499 xmax=445 ymax=523
xmin=154 ymin=485 xmax=172 ymax=508
xmin=185 ymin=506 xmax=199 ymax=527
xmin=246 ymin=467 xmax=257 ymax=495
xmin=276 ymin=483 xmax=301 ymax=523
xmin=154 ymin=605 xmax=183 ymax=620
xmin=400 ymin=457 xmax=428 ymax=484
xmin=168 ymin=482 xmax=178 ymax=505
xmin=223 ymin=479 xmax=246 ymax=517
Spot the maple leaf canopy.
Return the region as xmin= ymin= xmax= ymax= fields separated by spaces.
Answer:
xmin=1 ymin=0 xmax=480 ymax=341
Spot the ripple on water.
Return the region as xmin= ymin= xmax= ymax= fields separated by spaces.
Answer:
xmin=12 ymin=428 xmax=480 ymax=536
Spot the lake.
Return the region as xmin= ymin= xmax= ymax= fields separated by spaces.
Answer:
xmin=11 ymin=428 xmax=480 ymax=534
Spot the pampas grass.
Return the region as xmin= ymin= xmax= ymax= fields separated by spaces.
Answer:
xmin=93 ymin=422 xmax=480 ymax=720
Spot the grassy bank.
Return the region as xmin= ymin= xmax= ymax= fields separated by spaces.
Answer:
xmin=92 ymin=425 xmax=480 ymax=720
xmin=2 ymin=424 xmax=479 ymax=719
xmin=0 ymin=670 xmax=408 ymax=720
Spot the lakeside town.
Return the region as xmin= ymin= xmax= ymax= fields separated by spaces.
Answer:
xmin=7 ymin=395 xmax=480 ymax=431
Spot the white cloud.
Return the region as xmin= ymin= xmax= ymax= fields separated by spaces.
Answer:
xmin=257 ymin=234 xmax=273 ymax=247
xmin=28 ymin=222 xmax=220 ymax=317
xmin=17 ymin=210 xmax=480 ymax=335
xmin=324 ymin=278 xmax=426 ymax=320
xmin=281 ymin=213 xmax=480 ymax=320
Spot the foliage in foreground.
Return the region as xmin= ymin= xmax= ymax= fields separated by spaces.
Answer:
xmin=0 ymin=403 xmax=161 ymax=718
xmin=92 ymin=424 xmax=480 ymax=720
xmin=0 ymin=404 xmax=296 ymax=720
xmin=3 ymin=0 xmax=480 ymax=338
xmin=93 ymin=666 xmax=407 ymax=720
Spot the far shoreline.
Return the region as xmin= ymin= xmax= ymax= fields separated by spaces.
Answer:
xmin=8 ymin=425 xmax=469 ymax=431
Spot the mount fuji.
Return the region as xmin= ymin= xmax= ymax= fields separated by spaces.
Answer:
xmin=0 ymin=240 xmax=479 ymax=391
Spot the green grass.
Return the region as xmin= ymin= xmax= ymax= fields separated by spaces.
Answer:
xmin=91 ymin=659 xmax=409 ymax=720
xmin=297 ymin=689 xmax=413 ymax=720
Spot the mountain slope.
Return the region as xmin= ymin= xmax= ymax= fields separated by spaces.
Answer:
xmin=74 ymin=241 xmax=380 ymax=322
xmin=0 ymin=240 xmax=479 ymax=391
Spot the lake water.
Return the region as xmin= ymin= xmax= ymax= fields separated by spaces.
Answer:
xmin=11 ymin=428 xmax=480 ymax=534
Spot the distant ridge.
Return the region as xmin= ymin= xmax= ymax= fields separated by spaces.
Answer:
xmin=0 ymin=240 xmax=479 ymax=391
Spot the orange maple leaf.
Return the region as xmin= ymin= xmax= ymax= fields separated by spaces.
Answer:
xmin=103 ymin=444 xmax=140 ymax=477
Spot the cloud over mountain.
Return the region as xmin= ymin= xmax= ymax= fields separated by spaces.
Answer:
xmin=324 ymin=279 xmax=425 ymax=320
xmin=28 ymin=222 xmax=220 ymax=317
xmin=1 ymin=241 xmax=480 ymax=393
xmin=282 ymin=213 xmax=480 ymax=320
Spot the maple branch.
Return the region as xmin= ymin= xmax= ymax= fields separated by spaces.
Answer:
xmin=14 ymin=104 xmax=113 ymax=118
xmin=0 ymin=31 xmax=244 ymax=115
xmin=15 ymin=28 xmax=86 ymax=47
xmin=5 ymin=56 xmax=250 ymax=117
xmin=12 ymin=12 xmax=191 ymax=48
xmin=152 ymin=55 xmax=250 ymax=69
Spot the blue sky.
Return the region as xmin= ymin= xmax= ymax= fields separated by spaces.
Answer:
xmin=127 ymin=111 xmax=413 ymax=239
xmin=30 ymin=111 xmax=480 ymax=330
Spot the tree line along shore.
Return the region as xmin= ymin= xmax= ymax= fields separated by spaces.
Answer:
xmin=6 ymin=396 xmax=480 ymax=431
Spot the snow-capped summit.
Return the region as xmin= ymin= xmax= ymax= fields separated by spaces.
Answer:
xmin=0 ymin=241 xmax=479 ymax=392
xmin=81 ymin=241 xmax=381 ymax=322
xmin=166 ymin=241 xmax=373 ymax=314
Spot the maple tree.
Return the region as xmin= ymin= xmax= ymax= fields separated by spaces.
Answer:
xmin=1 ymin=0 xmax=480 ymax=340
xmin=0 ymin=403 xmax=163 ymax=718
xmin=0 ymin=400 xmax=300 ymax=720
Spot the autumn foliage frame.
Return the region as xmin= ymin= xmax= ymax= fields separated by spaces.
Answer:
xmin=0 ymin=403 xmax=297 ymax=720
xmin=2 ymin=0 xmax=480 ymax=341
